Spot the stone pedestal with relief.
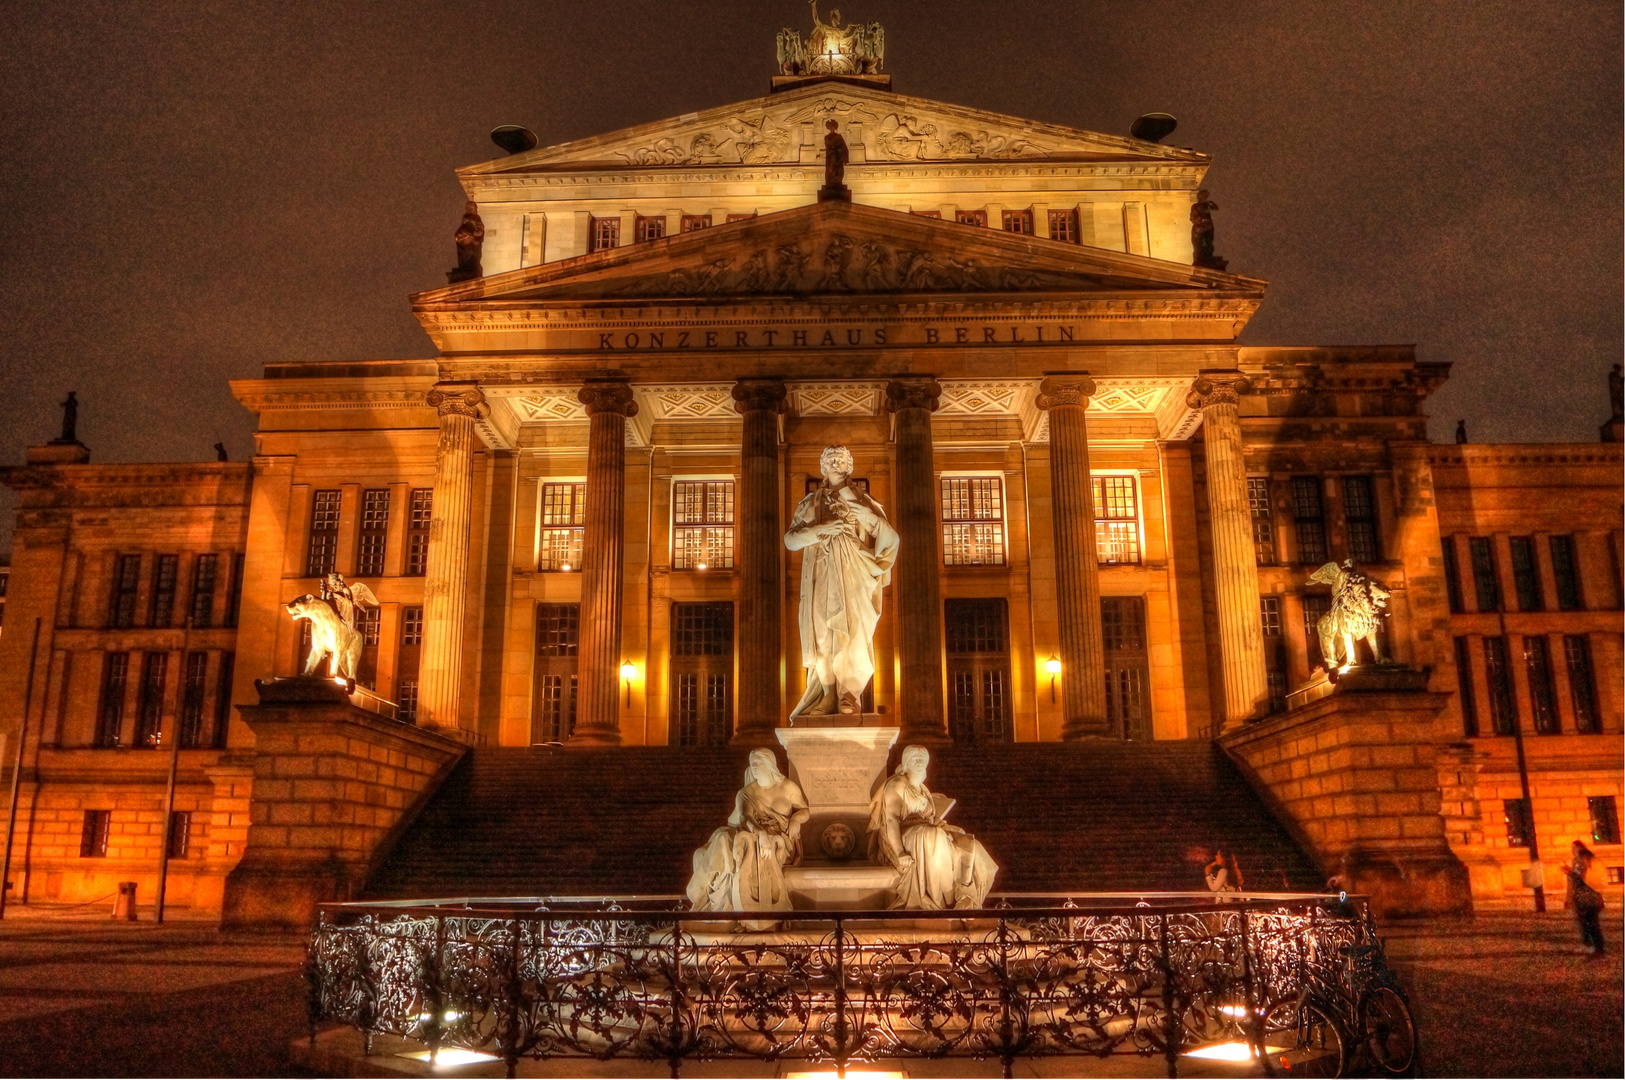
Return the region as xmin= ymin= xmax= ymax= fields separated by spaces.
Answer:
xmin=776 ymin=719 xmax=899 ymax=909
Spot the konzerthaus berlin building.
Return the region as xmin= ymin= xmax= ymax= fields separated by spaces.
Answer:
xmin=1 ymin=56 xmax=1620 ymax=922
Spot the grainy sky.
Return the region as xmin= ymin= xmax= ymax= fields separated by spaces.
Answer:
xmin=1 ymin=0 xmax=1620 ymax=554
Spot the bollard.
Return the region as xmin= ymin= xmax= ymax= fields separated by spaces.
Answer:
xmin=113 ymin=881 xmax=137 ymax=921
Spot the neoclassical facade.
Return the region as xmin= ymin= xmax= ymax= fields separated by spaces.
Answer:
xmin=0 ymin=75 xmax=1619 ymax=916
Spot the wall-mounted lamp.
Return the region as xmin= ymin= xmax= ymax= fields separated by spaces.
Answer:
xmin=620 ymin=661 xmax=637 ymax=707
xmin=1045 ymin=654 xmax=1062 ymax=703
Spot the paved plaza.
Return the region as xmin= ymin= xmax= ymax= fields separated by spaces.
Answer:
xmin=0 ymin=910 xmax=1618 ymax=1077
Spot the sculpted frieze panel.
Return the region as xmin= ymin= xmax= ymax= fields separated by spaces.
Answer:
xmin=789 ymin=382 xmax=885 ymax=417
xmin=509 ymin=392 xmax=587 ymax=423
xmin=637 ymin=385 xmax=737 ymax=420
xmin=874 ymin=113 xmax=1048 ymax=160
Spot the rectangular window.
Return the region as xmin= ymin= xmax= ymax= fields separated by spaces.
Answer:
xmin=1441 ymin=536 xmax=1465 ymax=614
xmin=96 ymin=652 xmax=128 ymax=748
xmin=398 ymin=680 xmax=418 ymax=724
xmin=1508 ymin=537 xmax=1542 ymax=612
xmin=1589 ymin=796 xmax=1621 ymax=845
xmin=180 ymin=651 xmax=208 ymax=747
xmin=633 ymin=214 xmax=665 ymax=242
xmin=538 ymin=482 xmax=587 ymax=571
xmin=1549 ymin=535 xmax=1582 ymax=610
xmin=355 ymin=608 xmax=380 ymax=689
xmin=671 ymin=602 xmax=734 ymax=747
xmin=306 ymin=489 xmax=341 ymax=577
xmin=946 ymin=599 xmax=1012 ymax=745
xmin=1102 ymin=597 xmax=1151 ymax=740
xmin=1483 ymin=636 xmax=1518 ymax=736
xmin=166 ymin=811 xmax=191 ymax=859
xmin=1503 ymin=797 xmax=1534 ymax=848
xmin=533 ymin=603 xmax=580 ymax=744
xmin=401 ymin=606 xmax=424 ymax=646
xmin=725 ymin=213 xmax=757 ymax=223
xmin=1468 ymin=537 xmax=1501 ymax=613
xmin=224 ymin=553 xmax=244 ymax=628
xmin=1248 ymin=477 xmax=1275 ymax=564
xmin=1092 ymin=476 xmax=1141 ymax=565
xmin=955 ymin=209 xmax=987 ymax=227
xmin=111 ymin=554 xmax=141 ymax=628
xmin=1047 ymin=209 xmax=1079 ymax=243
xmin=680 ymin=214 xmax=712 ymax=232
xmin=1565 ymin=635 xmax=1600 ymax=733
xmin=1260 ymin=596 xmax=1282 ymax=636
xmin=1454 ymin=637 xmax=1479 ymax=737
xmin=672 ymin=480 xmax=735 ymax=571
xmin=135 ymin=651 xmax=168 ymax=748
xmin=1262 ymin=596 xmax=1286 ymax=711
xmin=1291 ymin=477 xmax=1327 ymax=565
xmin=1001 ymin=209 xmax=1034 ymax=234
xmin=1341 ymin=476 xmax=1381 ymax=564
xmin=1302 ymin=595 xmax=1331 ymax=669
xmin=588 ymin=215 xmax=620 ymax=252
xmin=1523 ymin=636 xmax=1558 ymax=734
xmin=406 ymin=489 xmax=432 ymax=575
xmin=356 ymin=489 xmax=390 ymax=577
xmin=147 ymin=554 xmax=178 ymax=628
xmin=188 ymin=554 xmax=217 ymax=629
xmin=941 ymin=477 xmax=1006 ymax=567
xmin=80 ymin=810 xmax=111 ymax=858
xmin=213 ymin=652 xmax=234 ymax=748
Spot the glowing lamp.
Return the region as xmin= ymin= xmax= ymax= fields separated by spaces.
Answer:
xmin=620 ymin=661 xmax=636 ymax=707
xmin=397 ymin=1048 xmax=500 ymax=1067
xmin=696 ymin=561 xmax=708 ymax=571
xmin=560 ymin=562 xmax=572 ymax=571
xmin=1045 ymin=654 xmax=1062 ymax=703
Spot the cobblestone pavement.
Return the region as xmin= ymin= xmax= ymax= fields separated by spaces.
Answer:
xmin=0 ymin=910 xmax=1618 ymax=1077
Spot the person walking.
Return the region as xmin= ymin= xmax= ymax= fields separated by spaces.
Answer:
xmin=1565 ymin=840 xmax=1606 ymax=958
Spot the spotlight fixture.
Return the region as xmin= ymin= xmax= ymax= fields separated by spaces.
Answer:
xmin=620 ymin=661 xmax=636 ymax=707
xmin=1045 ymin=654 xmax=1062 ymax=703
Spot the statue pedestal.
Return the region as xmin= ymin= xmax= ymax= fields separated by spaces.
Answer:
xmin=776 ymin=722 xmax=898 ymax=909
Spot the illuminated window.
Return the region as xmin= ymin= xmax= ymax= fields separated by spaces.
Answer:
xmin=1503 ymin=798 xmax=1534 ymax=848
xmin=1102 ymin=596 xmax=1151 ymax=740
xmin=357 ymin=489 xmax=390 ymax=577
xmin=96 ymin=653 xmax=128 ymax=748
xmin=941 ymin=477 xmax=1006 ymax=566
xmin=167 ymin=811 xmax=191 ymax=859
xmin=306 ymin=490 xmax=340 ymax=577
xmin=401 ymin=606 xmax=424 ymax=646
xmin=1291 ymin=477 xmax=1326 ymax=565
xmin=134 ymin=652 xmax=168 ymax=748
xmin=588 ymin=215 xmax=619 ymax=252
xmin=1091 ymin=476 xmax=1141 ymax=565
xmin=1566 ymin=635 xmax=1600 ymax=733
xmin=80 ymin=811 xmax=111 ymax=858
xmin=1248 ymin=477 xmax=1274 ymax=564
xmin=1048 ymin=209 xmax=1079 ymax=243
xmin=533 ymin=604 xmax=579 ymax=743
xmin=680 ymin=214 xmax=712 ymax=232
xmin=1260 ymin=596 xmax=1282 ymax=636
xmin=634 ymin=214 xmax=665 ymax=242
xmin=1589 ymin=797 xmax=1620 ymax=845
xmin=1001 ymin=209 xmax=1034 ymax=234
xmin=1302 ymin=595 xmax=1330 ymax=669
xmin=398 ymin=681 xmax=418 ymax=724
xmin=189 ymin=554 xmax=217 ymax=628
xmin=673 ymin=480 xmax=735 ymax=570
xmin=405 ymin=489 xmax=432 ymax=576
xmin=111 ymin=554 xmax=141 ymax=629
xmin=1342 ymin=476 xmax=1380 ymax=563
xmin=955 ymin=209 xmax=987 ymax=227
xmin=539 ymin=482 xmax=587 ymax=572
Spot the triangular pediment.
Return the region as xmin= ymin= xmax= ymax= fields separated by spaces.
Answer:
xmin=461 ymin=83 xmax=1205 ymax=175
xmin=414 ymin=202 xmax=1264 ymax=308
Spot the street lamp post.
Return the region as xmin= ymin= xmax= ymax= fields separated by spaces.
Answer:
xmin=155 ymin=616 xmax=190 ymax=924
xmin=0 ymin=619 xmax=42 ymax=919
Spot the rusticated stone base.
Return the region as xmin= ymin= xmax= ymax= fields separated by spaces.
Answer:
xmin=220 ymin=679 xmax=467 ymax=929
xmin=1220 ymin=673 xmax=1473 ymax=918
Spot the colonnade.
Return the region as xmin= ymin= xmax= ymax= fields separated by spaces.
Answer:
xmin=413 ymin=370 xmax=1268 ymax=741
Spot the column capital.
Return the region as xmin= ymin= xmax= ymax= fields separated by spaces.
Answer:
xmin=1186 ymin=371 xmax=1253 ymax=410
xmin=884 ymin=378 xmax=942 ymax=414
xmin=578 ymin=380 xmax=639 ymax=418
xmin=731 ymin=377 xmax=789 ymax=415
xmin=1036 ymin=374 xmax=1097 ymax=409
xmin=426 ymin=383 xmax=489 ymax=420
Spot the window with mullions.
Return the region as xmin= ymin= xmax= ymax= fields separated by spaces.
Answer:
xmin=96 ymin=652 xmax=129 ymax=747
xmin=1248 ymin=477 xmax=1275 ymax=564
xmin=1342 ymin=476 xmax=1380 ymax=564
xmin=111 ymin=554 xmax=141 ymax=628
xmin=1508 ymin=537 xmax=1542 ymax=612
xmin=945 ymin=598 xmax=1011 ymax=745
xmin=1565 ymin=635 xmax=1600 ymax=733
xmin=406 ymin=489 xmax=432 ymax=576
xmin=941 ymin=477 xmax=1006 ymax=567
xmin=634 ymin=215 xmax=665 ymax=242
xmin=588 ymin=215 xmax=620 ymax=252
xmin=680 ymin=214 xmax=712 ymax=232
xmin=1503 ymin=798 xmax=1534 ymax=848
xmin=533 ymin=603 xmax=579 ymax=744
xmin=1588 ymin=796 xmax=1621 ymax=845
xmin=1001 ymin=209 xmax=1034 ymax=234
xmin=1302 ymin=595 xmax=1331 ymax=669
xmin=1092 ymin=476 xmax=1141 ymax=565
xmin=1454 ymin=637 xmax=1479 ymax=737
xmin=189 ymin=554 xmax=217 ymax=628
xmin=1048 ymin=209 xmax=1079 ymax=243
xmin=1468 ymin=537 xmax=1501 ymax=613
xmin=1483 ymin=636 xmax=1517 ymax=735
xmin=398 ymin=607 xmax=422 ymax=724
xmin=180 ymin=651 xmax=208 ymax=748
xmin=673 ymin=481 xmax=735 ymax=571
xmin=1549 ymin=535 xmax=1583 ymax=610
xmin=356 ymin=608 xmax=380 ymax=689
xmin=1291 ymin=477 xmax=1327 ymax=565
xmin=306 ymin=490 xmax=340 ymax=577
xmin=167 ymin=811 xmax=191 ymax=859
xmin=357 ymin=489 xmax=390 ymax=577
xmin=213 ymin=652 xmax=234 ymax=748
xmin=1102 ymin=596 xmax=1151 ymax=740
xmin=80 ymin=810 xmax=111 ymax=858
xmin=1524 ymin=636 xmax=1559 ymax=734
xmin=955 ymin=209 xmax=987 ymax=227
xmin=671 ymin=602 xmax=733 ymax=747
xmin=1262 ymin=596 xmax=1286 ymax=711
xmin=539 ymin=482 xmax=587 ymax=571
xmin=135 ymin=652 xmax=167 ymax=748
xmin=150 ymin=555 xmax=178 ymax=628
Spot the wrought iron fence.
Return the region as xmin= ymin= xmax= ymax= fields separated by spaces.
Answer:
xmin=305 ymin=892 xmax=1413 ymax=1078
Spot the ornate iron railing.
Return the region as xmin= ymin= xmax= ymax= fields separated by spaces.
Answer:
xmin=305 ymin=892 xmax=1413 ymax=1078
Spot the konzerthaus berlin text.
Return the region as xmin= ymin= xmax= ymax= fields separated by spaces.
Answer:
xmin=1 ymin=51 xmax=1620 ymax=925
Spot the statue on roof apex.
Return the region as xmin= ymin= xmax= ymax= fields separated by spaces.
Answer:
xmin=1191 ymin=189 xmax=1228 ymax=272
xmin=52 ymin=391 xmax=80 ymax=445
xmin=447 ymin=201 xmax=484 ymax=285
xmin=777 ymin=2 xmax=883 ymax=76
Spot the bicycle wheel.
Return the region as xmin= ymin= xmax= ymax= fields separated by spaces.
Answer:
xmin=1359 ymin=986 xmax=1416 ymax=1076
xmin=1260 ymin=997 xmax=1348 ymax=1078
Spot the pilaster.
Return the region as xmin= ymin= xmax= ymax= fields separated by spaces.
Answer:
xmin=418 ymin=383 xmax=487 ymax=733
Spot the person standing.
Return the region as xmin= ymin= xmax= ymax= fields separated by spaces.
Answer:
xmin=1565 ymin=840 xmax=1606 ymax=957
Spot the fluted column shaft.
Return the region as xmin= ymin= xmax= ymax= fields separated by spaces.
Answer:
xmin=419 ymin=383 xmax=487 ymax=731
xmin=571 ymin=380 xmax=637 ymax=745
xmin=1190 ymin=372 xmax=1268 ymax=729
xmin=1039 ymin=376 xmax=1109 ymax=738
xmin=732 ymin=379 xmax=788 ymax=742
xmin=887 ymin=379 xmax=947 ymax=743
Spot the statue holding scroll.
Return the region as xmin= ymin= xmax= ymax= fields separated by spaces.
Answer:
xmin=867 ymin=745 xmax=999 ymax=910
xmin=785 ymin=445 xmax=899 ymax=718
xmin=687 ymin=749 xmax=810 ymax=921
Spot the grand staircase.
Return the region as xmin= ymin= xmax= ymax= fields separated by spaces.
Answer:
xmin=364 ymin=740 xmax=1323 ymax=900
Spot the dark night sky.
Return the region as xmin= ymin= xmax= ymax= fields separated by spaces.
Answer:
xmin=1 ymin=0 xmax=1620 ymax=554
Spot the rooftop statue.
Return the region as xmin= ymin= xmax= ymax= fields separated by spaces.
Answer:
xmin=1190 ymin=189 xmax=1228 ymax=272
xmin=1307 ymin=560 xmax=1390 ymax=672
xmin=687 ymin=749 xmax=810 ymax=925
xmin=785 ymin=445 xmax=899 ymax=718
xmin=285 ymin=572 xmax=379 ymax=687
xmin=777 ymin=2 xmax=883 ymax=76
xmin=446 ymin=200 xmax=485 ymax=284
xmin=867 ymin=745 xmax=999 ymax=910
xmin=53 ymin=391 xmax=80 ymax=445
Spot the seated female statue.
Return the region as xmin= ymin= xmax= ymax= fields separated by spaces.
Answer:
xmin=686 ymin=749 xmax=810 ymax=920
xmin=866 ymin=745 xmax=998 ymax=910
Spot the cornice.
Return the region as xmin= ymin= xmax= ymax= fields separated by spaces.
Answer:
xmin=0 ymin=462 xmax=252 ymax=495
xmin=1428 ymin=445 xmax=1623 ymax=468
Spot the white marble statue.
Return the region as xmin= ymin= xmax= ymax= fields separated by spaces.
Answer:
xmin=687 ymin=749 xmax=811 ymax=920
xmin=867 ymin=745 xmax=999 ymax=910
xmin=1308 ymin=560 xmax=1390 ymax=670
xmin=784 ymin=445 xmax=900 ymax=718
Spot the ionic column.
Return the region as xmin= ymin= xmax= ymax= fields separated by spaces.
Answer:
xmin=886 ymin=378 xmax=947 ymax=743
xmin=1037 ymin=376 xmax=1109 ymax=738
xmin=419 ymin=383 xmax=487 ymax=731
xmin=570 ymin=380 xmax=638 ymax=746
xmin=732 ymin=378 xmax=788 ymax=742
xmin=1189 ymin=372 xmax=1268 ymax=729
